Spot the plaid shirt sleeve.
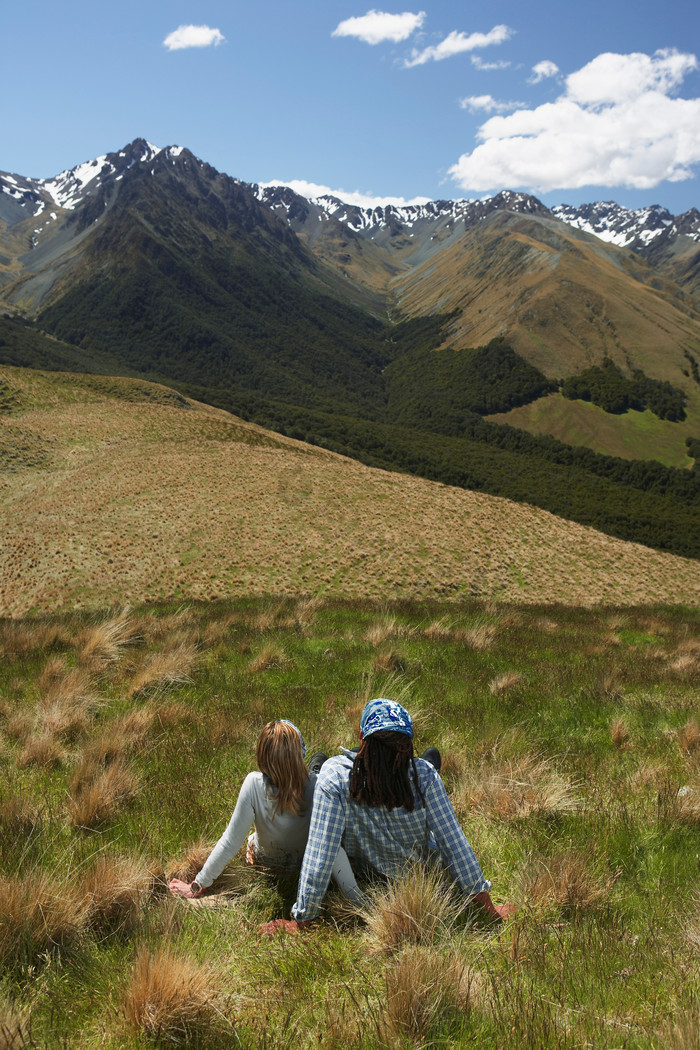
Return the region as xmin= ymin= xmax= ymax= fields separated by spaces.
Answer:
xmin=425 ymin=773 xmax=491 ymax=896
xmin=292 ymin=773 xmax=347 ymax=921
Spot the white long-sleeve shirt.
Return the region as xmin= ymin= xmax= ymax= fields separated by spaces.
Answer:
xmin=195 ymin=771 xmax=316 ymax=887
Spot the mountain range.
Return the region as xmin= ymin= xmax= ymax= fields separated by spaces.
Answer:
xmin=1 ymin=138 xmax=699 ymax=561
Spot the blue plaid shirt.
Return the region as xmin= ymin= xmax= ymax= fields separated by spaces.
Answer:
xmin=292 ymin=751 xmax=491 ymax=921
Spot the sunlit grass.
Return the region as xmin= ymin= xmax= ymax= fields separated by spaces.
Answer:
xmin=0 ymin=596 xmax=699 ymax=1047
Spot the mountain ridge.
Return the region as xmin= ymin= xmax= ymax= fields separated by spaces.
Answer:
xmin=1 ymin=139 xmax=699 ymax=561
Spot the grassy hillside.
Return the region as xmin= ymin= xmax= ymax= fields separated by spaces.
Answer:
xmin=1 ymin=364 xmax=699 ymax=618
xmin=1 ymin=596 xmax=700 ymax=1047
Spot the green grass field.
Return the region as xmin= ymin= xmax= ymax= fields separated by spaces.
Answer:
xmin=1 ymin=596 xmax=700 ymax=1048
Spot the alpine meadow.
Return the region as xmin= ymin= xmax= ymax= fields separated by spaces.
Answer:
xmin=1 ymin=135 xmax=700 ymax=1050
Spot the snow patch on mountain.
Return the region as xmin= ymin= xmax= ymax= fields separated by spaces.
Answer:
xmin=552 ymin=201 xmax=700 ymax=248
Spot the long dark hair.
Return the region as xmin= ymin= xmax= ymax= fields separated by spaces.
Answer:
xmin=349 ymin=730 xmax=425 ymax=811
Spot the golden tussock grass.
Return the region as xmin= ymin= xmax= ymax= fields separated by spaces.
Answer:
xmin=364 ymin=616 xmax=399 ymax=648
xmin=17 ymin=731 xmax=67 ymax=769
xmin=372 ymin=649 xmax=409 ymax=674
xmin=660 ymin=782 xmax=700 ymax=826
xmin=423 ymin=618 xmax=453 ymax=641
xmin=520 ymin=850 xmax=615 ymax=917
xmin=454 ymin=751 xmax=580 ymax=822
xmin=381 ymin=945 xmax=485 ymax=1044
xmin=0 ymin=790 xmax=41 ymax=838
xmin=248 ymin=643 xmax=289 ymax=674
xmin=3 ymin=711 xmax=33 ymax=744
xmin=489 ymin=671 xmax=524 ymax=696
xmin=610 ymin=717 xmax=630 ymax=749
xmin=82 ymin=853 xmax=153 ymax=934
xmin=0 ymin=996 xmax=30 ymax=1050
xmin=0 ymin=620 xmax=70 ymax=659
xmin=127 ymin=642 xmax=199 ymax=697
xmin=166 ymin=842 xmax=216 ymax=884
xmin=363 ymin=865 xmax=464 ymax=954
xmin=68 ymin=756 xmax=139 ymax=829
xmin=667 ymin=649 xmax=700 ymax=680
xmin=77 ymin=611 xmax=139 ymax=670
xmin=0 ymin=870 xmax=89 ymax=970
xmin=677 ymin=721 xmax=700 ymax=755
xmin=34 ymin=665 xmax=100 ymax=741
xmin=455 ymin=623 xmax=499 ymax=650
xmin=121 ymin=945 xmax=233 ymax=1044
xmin=658 ymin=1005 xmax=700 ymax=1050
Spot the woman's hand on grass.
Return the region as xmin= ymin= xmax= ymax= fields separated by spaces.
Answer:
xmin=168 ymin=878 xmax=202 ymax=899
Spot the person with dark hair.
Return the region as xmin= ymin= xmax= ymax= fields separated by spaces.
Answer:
xmin=260 ymin=699 xmax=514 ymax=934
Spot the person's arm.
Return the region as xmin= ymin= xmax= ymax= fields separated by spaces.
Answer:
xmin=425 ymin=773 xmax=515 ymax=920
xmin=292 ymin=778 xmax=347 ymax=920
xmin=168 ymin=773 xmax=257 ymax=898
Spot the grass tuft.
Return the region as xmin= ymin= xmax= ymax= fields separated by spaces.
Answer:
xmin=364 ymin=865 xmax=464 ymax=954
xmin=121 ymin=945 xmax=233 ymax=1044
xmin=68 ymin=755 xmax=139 ymax=829
xmin=381 ymin=945 xmax=482 ymax=1043
xmin=128 ymin=642 xmax=198 ymax=697
xmin=520 ymin=850 xmax=615 ymax=917
xmin=454 ymin=750 xmax=579 ymax=821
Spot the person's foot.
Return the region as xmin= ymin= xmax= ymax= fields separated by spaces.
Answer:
xmin=420 ymin=747 xmax=441 ymax=772
xmin=307 ymin=752 xmax=328 ymax=775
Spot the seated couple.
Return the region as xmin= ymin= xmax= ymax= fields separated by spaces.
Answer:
xmin=168 ymin=699 xmax=515 ymax=930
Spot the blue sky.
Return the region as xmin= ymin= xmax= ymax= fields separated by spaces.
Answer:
xmin=4 ymin=0 xmax=700 ymax=213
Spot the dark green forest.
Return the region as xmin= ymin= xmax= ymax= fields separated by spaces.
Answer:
xmin=561 ymin=357 xmax=687 ymax=421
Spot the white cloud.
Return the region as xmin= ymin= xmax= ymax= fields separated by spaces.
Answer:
xmin=459 ymin=95 xmax=522 ymax=114
xmin=448 ymin=49 xmax=700 ymax=193
xmin=332 ymin=9 xmax=425 ymax=45
xmin=163 ymin=25 xmax=225 ymax=51
xmin=260 ymin=178 xmax=430 ymax=210
xmin=405 ymin=24 xmax=513 ymax=67
xmin=529 ymin=60 xmax=559 ymax=83
xmin=471 ymin=56 xmax=511 ymax=71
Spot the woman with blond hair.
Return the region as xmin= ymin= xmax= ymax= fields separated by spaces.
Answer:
xmin=168 ymin=719 xmax=360 ymax=900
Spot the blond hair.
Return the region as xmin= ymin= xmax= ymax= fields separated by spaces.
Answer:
xmin=256 ymin=721 xmax=309 ymax=817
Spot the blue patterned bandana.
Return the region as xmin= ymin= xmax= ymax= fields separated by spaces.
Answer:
xmin=360 ymin=698 xmax=413 ymax=739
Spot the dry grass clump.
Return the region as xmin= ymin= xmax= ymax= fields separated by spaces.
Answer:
xmin=0 ymin=995 xmax=30 ymax=1050
xmin=0 ymin=790 xmax=41 ymax=838
xmin=455 ymin=751 xmax=580 ymax=821
xmin=489 ymin=671 xmax=523 ymax=696
xmin=121 ymin=945 xmax=233 ymax=1044
xmin=166 ymin=842 xmax=216 ymax=885
xmin=610 ymin=717 xmax=630 ymax=749
xmin=364 ymin=865 xmax=464 ymax=954
xmin=381 ymin=946 xmax=484 ymax=1044
xmin=68 ymin=755 xmax=139 ymax=829
xmin=17 ymin=731 xmax=67 ymax=769
xmin=520 ymin=850 xmax=615 ymax=917
xmin=423 ymin=619 xmax=453 ymax=641
xmin=0 ymin=870 xmax=89 ymax=970
xmin=82 ymin=853 xmax=153 ymax=934
xmin=660 ymin=783 xmax=700 ymax=826
xmin=455 ymin=623 xmax=498 ymax=651
xmin=677 ymin=721 xmax=700 ymax=756
xmin=660 ymin=1005 xmax=700 ymax=1050
xmin=77 ymin=611 xmax=139 ymax=670
xmin=372 ymin=649 xmax=409 ymax=674
xmin=248 ymin=643 xmax=289 ymax=674
xmin=127 ymin=642 xmax=198 ymax=697
xmin=0 ymin=620 xmax=69 ymax=660
xmin=365 ymin=616 xmax=399 ymax=648
xmin=35 ymin=666 xmax=100 ymax=740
